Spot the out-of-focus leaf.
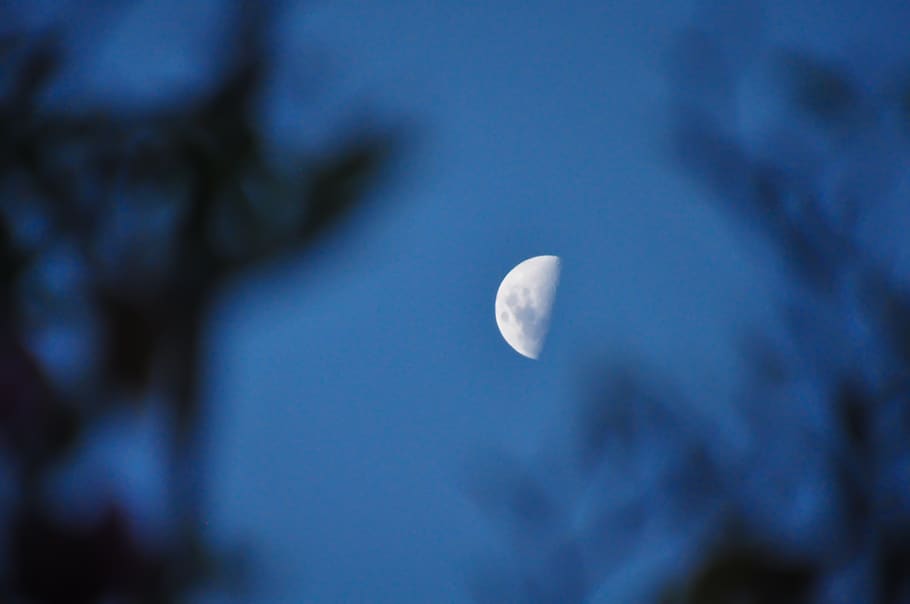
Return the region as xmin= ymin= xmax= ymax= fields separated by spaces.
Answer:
xmin=737 ymin=332 xmax=791 ymax=386
xmin=98 ymin=293 xmax=160 ymax=393
xmin=0 ymin=216 xmax=27 ymax=296
xmin=0 ymin=2 xmax=401 ymax=601
xmin=780 ymin=52 xmax=860 ymax=132
xmin=671 ymin=111 xmax=754 ymax=208
xmin=881 ymin=542 xmax=910 ymax=604
xmin=664 ymin=547 xmax=816 ymax=604
xmin=301 ymin=135 xmax=395 ymax=241
xmin=576 ymin=365 xmax=682 ymax=470
xmin=0 ymin=331 xmax=81 ymax=466
xmin=860 ymin=272 xmax=910 ymax=365
xmin=834 ymin=376 xmax=871 ymax=453
xmin=2 ymin=36 xmax=59 ymax=113
xmin=523 ymin=540 xmax=587 ymax=604
xmin=12 ymin=504 xmax=163 ymax=604
xmin=466 ymin=453 xmax=558 ymax=537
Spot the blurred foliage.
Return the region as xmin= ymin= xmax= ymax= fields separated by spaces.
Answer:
xmin=660 ymin=547 xmax=816 ymax=604
xmin=0 ymin=2 xmax=397 ymax=602
xmin=471 ymin=8 xmax=910 ymax=604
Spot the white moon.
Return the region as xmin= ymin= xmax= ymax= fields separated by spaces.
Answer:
xmin=494 ymin=255 xmax=561 ymax=359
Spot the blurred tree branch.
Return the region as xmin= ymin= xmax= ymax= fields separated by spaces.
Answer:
xmin=0 ymin=2 xmax=400 ymax=601
xmin=471 ymin=9 xmax=910 ymax=604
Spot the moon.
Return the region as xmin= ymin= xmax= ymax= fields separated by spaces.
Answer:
xmin=495 ymin=255 xmax=561 ymax=359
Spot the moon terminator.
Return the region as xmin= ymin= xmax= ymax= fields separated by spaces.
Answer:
xmin=494 ymin=255 xmax=561 ymax=359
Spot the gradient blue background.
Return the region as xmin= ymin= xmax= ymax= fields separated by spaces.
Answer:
xmin=200 ymin=1 xmax=910 ymax=601
xmin=20 ymin=0 xmax=904 ymax=601
xmin=204 ymin=2 xmax=778 ymax=601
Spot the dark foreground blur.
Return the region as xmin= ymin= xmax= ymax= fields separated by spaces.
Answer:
xmin=0 ymin=2 xmax=395 ymax=601
xmin=3 ymin=2 xmax=910 ymax=604
xmin=469 ymin=5 xmax=910 ymax=604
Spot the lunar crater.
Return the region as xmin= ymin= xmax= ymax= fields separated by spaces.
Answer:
xmin=494 ymin=255 xmax=560 ymax=359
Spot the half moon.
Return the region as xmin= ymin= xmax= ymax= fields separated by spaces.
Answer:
xmin=494 ymin=255 xmax=561 ymax=359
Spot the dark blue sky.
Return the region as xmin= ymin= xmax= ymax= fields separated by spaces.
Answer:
xmin=38 ymin=0 xmax=897 ymax=601
xmin=203 ymin=2 xmax=778 ymax=601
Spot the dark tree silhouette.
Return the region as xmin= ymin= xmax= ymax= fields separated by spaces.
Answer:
xmin=470 ymin=9 xmax=910 ymax=604
xmin=0 ymin=2 xmax=398 ymax=602
xmin=661 ymin=36 xmax=910 ymax=604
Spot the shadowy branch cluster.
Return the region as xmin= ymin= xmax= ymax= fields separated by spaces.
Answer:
xmin=0 ymin=3 xmax=395 ymax=602
xmin=470 ymin=13 xmax=910 ymax=604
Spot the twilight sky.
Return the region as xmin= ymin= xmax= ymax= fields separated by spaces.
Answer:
xmin=5 ymin=0 xmax=910 ymax=602
xmin=205 ymin=2 xmax=769 ymax=601
xmin=196 ymin=1 xmax=908 ymax=602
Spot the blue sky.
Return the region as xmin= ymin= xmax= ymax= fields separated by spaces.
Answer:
xmin=6 ymin=0 xmax=910 ymax=601
xmin=203 ymin=2 xmax=782 ymax=601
